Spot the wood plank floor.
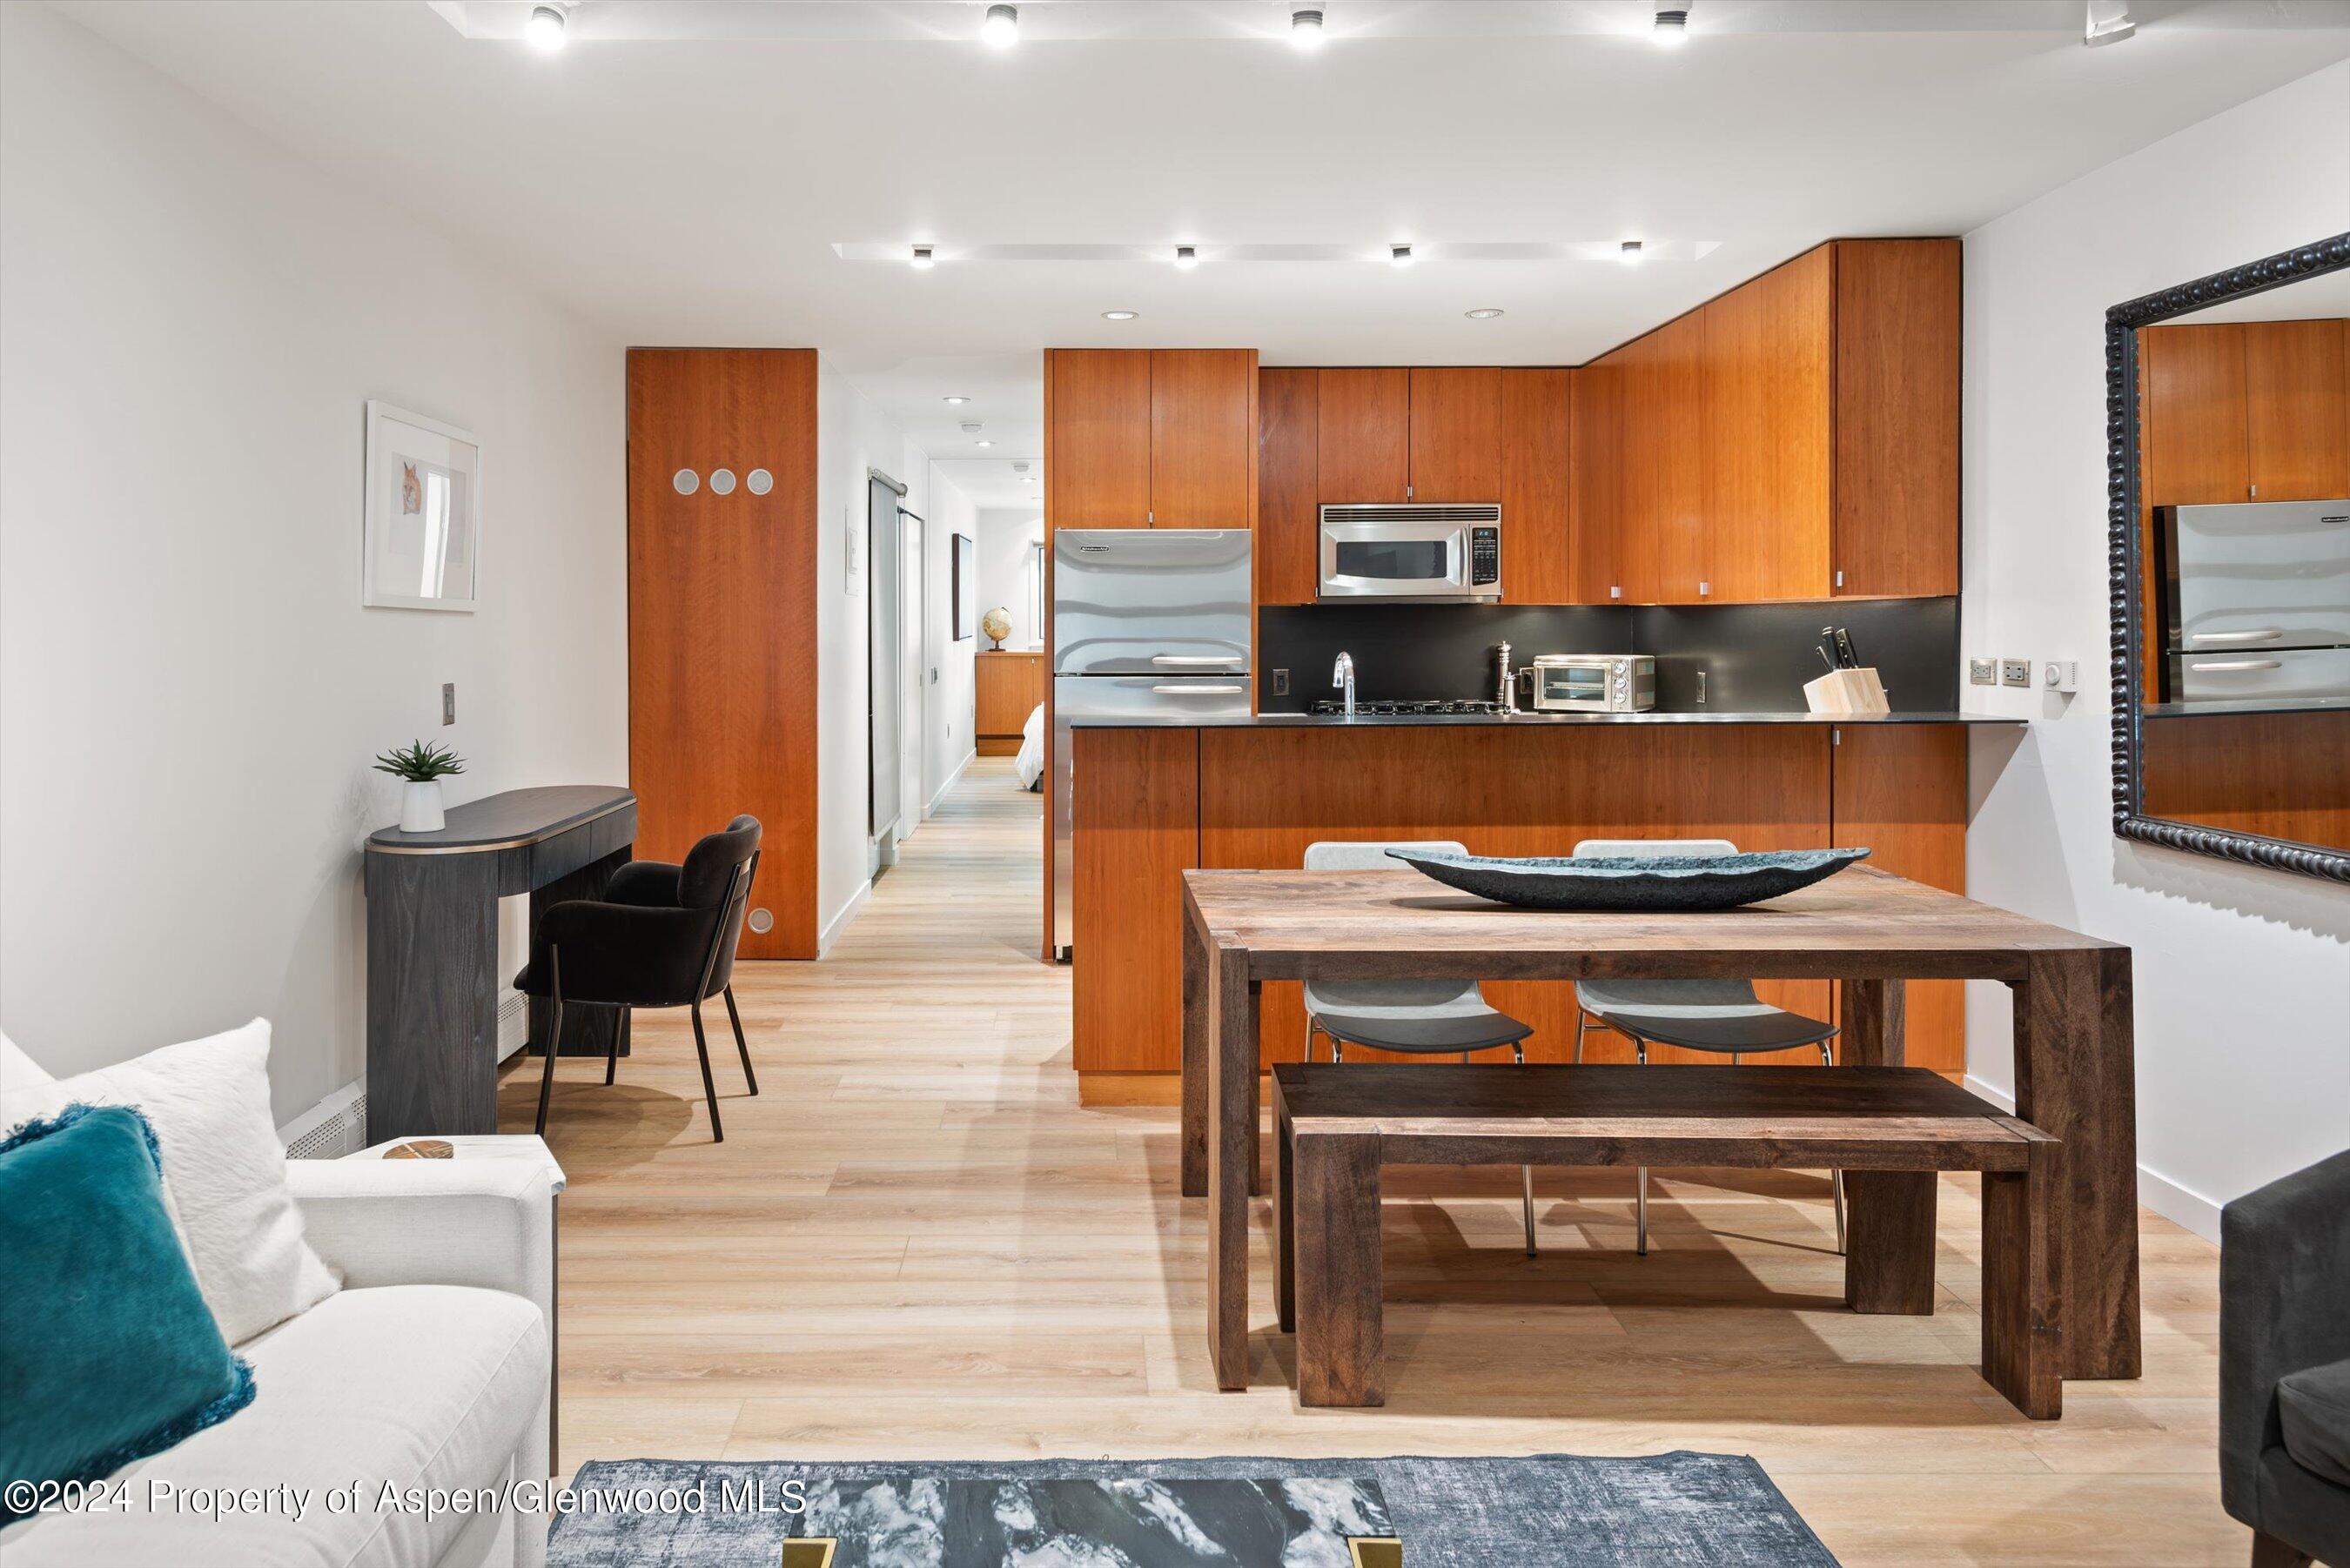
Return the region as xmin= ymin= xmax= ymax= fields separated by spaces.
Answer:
xmin=498 ymin=757 xmax=2239 ymax=1566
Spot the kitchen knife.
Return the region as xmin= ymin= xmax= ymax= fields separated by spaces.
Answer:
xmin=1834 ymin=627 xmax=1861 ymax=669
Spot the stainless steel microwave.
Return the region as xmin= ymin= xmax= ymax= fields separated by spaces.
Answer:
xmin=1317 ymin=504 xmax=1501 ymax=602
xmin=1520 ymin=653 xmax=1656 ymax=713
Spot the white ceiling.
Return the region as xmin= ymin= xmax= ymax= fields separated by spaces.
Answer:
xmin=55 ymin=0 xmax=2350 ymax=476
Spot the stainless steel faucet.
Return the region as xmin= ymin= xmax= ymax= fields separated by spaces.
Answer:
xmin=1332 ymin=651 xmax=1356 ymax=719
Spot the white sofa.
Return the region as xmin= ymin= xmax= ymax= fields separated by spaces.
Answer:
xmin=0 ymin=1067 xmax=558 ymax=1568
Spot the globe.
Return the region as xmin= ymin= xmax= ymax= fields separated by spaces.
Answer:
xmin=980 ymin=606 xmax=1013 ymax=648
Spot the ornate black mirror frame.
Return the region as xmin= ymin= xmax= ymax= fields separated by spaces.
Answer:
xmin=2106 ymin=230 xmax=2350 ymax=883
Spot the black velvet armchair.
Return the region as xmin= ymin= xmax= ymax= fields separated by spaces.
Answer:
xmin=517 ymin=815 xmax=762 ymax=1142
xmin=2221 ymin=1148 xmax=2350 ymax=1568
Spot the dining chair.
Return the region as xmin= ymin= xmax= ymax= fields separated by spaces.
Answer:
xmin=1303 ymin=839 xmax=1540 ymax=1256
xmin=518 ymin=815 xmax=762 ymax=1142
xmin=1570 ymin=835 xmax=1847 ymax=1257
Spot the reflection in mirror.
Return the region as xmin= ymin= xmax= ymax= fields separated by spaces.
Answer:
xmin=2131 ymin=265 xmax=2350 ymax=856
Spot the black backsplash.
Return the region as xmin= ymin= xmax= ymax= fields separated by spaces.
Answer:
xmin=1258 ymin=599 xmax=1959 ymax=713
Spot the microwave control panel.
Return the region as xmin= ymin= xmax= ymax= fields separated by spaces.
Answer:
xmin=1469 ymin=526 xmax=1501 ymax=587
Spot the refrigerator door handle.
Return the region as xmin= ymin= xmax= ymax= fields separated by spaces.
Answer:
xmin=2186 ymin=659 xmax=2285 ymax=672
xmin=1150 ymin=654 xmax=1246 ymax=666
xmin=1152 ymin=684 xmax=1244 ymax=694
xmin=2186 ymin=628 xmax=2284 ymax=646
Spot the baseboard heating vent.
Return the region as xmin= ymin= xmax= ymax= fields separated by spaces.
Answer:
xmin=281 ymin=1079 xmax=367 ymax=1160
xmin=497 ymin=988 xmax=529 ymax=1063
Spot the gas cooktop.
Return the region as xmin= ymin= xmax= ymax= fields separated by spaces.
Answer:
xmin=1309 ymin=698 xmax=1505 ymax=717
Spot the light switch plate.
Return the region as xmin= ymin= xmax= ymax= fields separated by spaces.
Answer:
xmin=1968 ymin=659 xmax=1995 ymax=686
xmin=441 ymin=682 xmax=456 ymax=725
xmin=2000 ymin=659 xmax=2031 ymax=688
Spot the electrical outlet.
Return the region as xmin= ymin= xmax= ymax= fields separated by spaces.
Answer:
xmin=2000 ymin=659 xmax=2031 ymax=688
xmin=1968 ymin=659 xmax=1995 ymax=687
xmin=1271 ymin=668 xmax=1289 ymax=697
xmin=441 ymin=682 xmax=456 ymax=725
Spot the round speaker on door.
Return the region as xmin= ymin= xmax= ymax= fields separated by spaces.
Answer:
xmin=747 ymin=908 xmax=774 ymax=935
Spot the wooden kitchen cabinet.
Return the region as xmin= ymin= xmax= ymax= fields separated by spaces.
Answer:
xmin=975 ymin=651 xmax=1044 ymax=755
xmin=1829 ymin=722 xmax=1969 ymax=1072
xmin=1569 ymin=354 xmax=1622 ymax=601
xmin=1046 ymin=350 xmax=1152 ymax=527
xmin=2243 ymin=319 xmax=2349 ymax=501
xmin=1256 ymin=367 xmax=1320 ymax=606
xmin=1407 ymin=367 xmax=1504 ymax=502
xmin=1501 ymin=367 xmax=1575 ymax=605
xmin=1316 ymin=368 xmax=1411 ymax=503
xmin=1832 ymin=239 xmax=1961 ymax=598
xmin=1615 ymin=312 xmax=1709 ymax=603
xmin=1704 ymin=245 xmax=1832 ymax=602
xmin=2138 ymin=324 xmax=2250 ymax=508
xmin=1150 ymin=349 xmax=1257 ymax=526
xmin=1070 ymin=726 xmax=1200 ymax=1074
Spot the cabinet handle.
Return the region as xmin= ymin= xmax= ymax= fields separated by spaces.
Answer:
xmin=2248 ymin=485 xmax=2258 ymax=499
xmin=1698 ymin=580 xmax=1711 ymax=597
xmin=1152 ymin=654 xmax=1244 ymax=666
xmin=2186 ymin=659 xmax=2282 ymax=672
xmin=1152 ymin=684 xmax=1243 ymax=694
xmin=2186 ymin=628 xmax=2282 ymax=646
xmin=1835 ymin=569 xmax=1845 ymax=589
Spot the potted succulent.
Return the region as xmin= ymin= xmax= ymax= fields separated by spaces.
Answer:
xmin=374 ymin=740 xmax=467 ymax=833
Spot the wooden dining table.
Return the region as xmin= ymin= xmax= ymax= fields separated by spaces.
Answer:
xmin=1178 ymin=864 xmax=2138 ymax=1394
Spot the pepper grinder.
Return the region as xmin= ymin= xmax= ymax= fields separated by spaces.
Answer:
xmin=1495 ymin=640 xmax=1517 ymax=714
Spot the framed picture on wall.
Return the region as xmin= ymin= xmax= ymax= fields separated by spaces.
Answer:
xmin=362 ymin=400 xmax=479 ymax=612
xmin=952 ymin=533 xmax=975 ymax=640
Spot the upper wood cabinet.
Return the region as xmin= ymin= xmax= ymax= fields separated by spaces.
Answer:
xmin=1316 ymin=368 xmax=1411 ymax=503
xmin=1577 ymin=238 xmax=1960 ymax=604
xmin=1407 ymin=367 xmax=1503 ymax=501
xmin=2242 ymin=319 xmax=2348 ymax=501
xmin=1501 ymin=368 xmax=1574 ymax=605
xmin=2140 ymin=318 xmax=2349 ymax=506
xmin=1256 ymin=367 xmax=1321 ymax=606
xmin=1569 ymin=356 xmax=1622 ymax=602
xmin=1044 ymin=348 xmax=1257 ymax=529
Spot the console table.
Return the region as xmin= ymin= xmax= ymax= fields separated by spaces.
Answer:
xmin=364 ymin=786 xmax=635 ymax=1141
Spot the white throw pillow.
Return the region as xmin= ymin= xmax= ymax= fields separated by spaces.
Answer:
xmin=0 ymin=1017 xmax=338 ymax=1345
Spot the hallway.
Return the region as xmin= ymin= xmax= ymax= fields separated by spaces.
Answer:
xmin=504 ymin=757 xmax=2234 ymax=1567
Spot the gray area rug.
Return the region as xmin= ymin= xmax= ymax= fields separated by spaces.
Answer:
xmin=549 ymin=1453 xmax=1838 ymax=1566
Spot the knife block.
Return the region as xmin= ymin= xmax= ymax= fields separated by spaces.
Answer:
xmin=1803 ymin=667 xmax=1891 ymax=716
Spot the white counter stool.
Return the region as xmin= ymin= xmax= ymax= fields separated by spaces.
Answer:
xmin=1569 ymin=836 xmax=1847 ymax=1258
xmin=1303 ymin=838 xmax=1540 ymax=1256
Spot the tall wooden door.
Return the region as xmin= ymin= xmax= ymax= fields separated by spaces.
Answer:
xmin=1047 ymin=350 xmax=1152 ymax=526
xmin=1704 ymin=246 xmax=1832 ymax=601
xmin=1257 ymin=367 xmax=1320 ymax=606
xmin=1407 ymin=367 xmax=1503 ymax=502
xmin=1150 ymin=349 xmax=1255 ymax=526
xmin=1832 ymin=238 xmax=1961 ymax=599
xmin=2243 ymin=319 xmax=2349 ymax=501
xmin=1317 ymin=369 xmax=1410 ymax=503
xmin=1501 ymin=368 xmax=1574 ymax=604
xmin=628 ymin=348 xmax=819 ymax=959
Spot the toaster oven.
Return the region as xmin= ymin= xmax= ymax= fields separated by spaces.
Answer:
xmin=1520 ymin=654 xmax=1655 ymax=713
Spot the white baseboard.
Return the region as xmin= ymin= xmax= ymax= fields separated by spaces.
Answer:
xmin=1964 ymin=1072 xmax=2220 ymax=1243
xmin=928 ymin=748 xmax=975 ymax=814
xmin=818 ymin=878 xmax=872 ymax=956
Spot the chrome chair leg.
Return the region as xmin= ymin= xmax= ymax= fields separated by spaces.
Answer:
xmin=1574 ymin=1012 xmax=1589 ymax=1063
xmin=1821 ymin=1041 xmax=1845 ymax=1252
xmin=1510 ymin=1039 xmax=1535 ymax=1256
xmin=1635 ymin=1038 xmax=1649 ymax=1256
xmin=1303 ymin=1018 xmax=1318 ymax=1062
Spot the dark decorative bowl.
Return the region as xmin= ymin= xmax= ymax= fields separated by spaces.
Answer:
xmin=1383 ymin=848 xmax=1872 ymax=912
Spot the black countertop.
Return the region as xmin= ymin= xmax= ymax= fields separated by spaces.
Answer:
xmin=1067 ymin=710 xmax=2022 ymax=729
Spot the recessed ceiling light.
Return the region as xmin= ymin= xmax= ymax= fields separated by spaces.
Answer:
xmin=943 ymin=395 xmax=970 ymax=405
xmin=1389 ymin=244 xmax=1415 ymax=268
xmin=975 ymin=439 xmax=996 ymax=447
xmin=526 ymin=3 xmax=566 ymax=51
xmin=1619 ymin=239 xmax=1645 ymax=264
xmin=1173 ymin=245 xmax=1199 ymax=271
xmin=910 ymin=245 xmax=936 ymax=270
xmin=1651 ymin=3 xmax=1689 ymax=46
xmin=981 ymin=3 xmax=1018 ymax=46
xmin=1289 ymin=6 xmax=1325 ymax=50
xmin=1102 ymin=310 xmax=1139 ymax=320
xmin=1466 ymin=307 xmax=1505 ymax=319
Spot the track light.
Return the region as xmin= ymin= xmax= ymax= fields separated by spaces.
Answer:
xmin=1389 ymin=244 xmax=1414 ymax=268
xmin=1466 ymin=308 xmax=1504 ymax=319
xmin=525 ymin=4 xmax=565 ymax=51
xmin=1290 ymin=6 xmax=1325 ymax=50
xmin=2084 ymin=1 xmax=2134 ymax=45
xmin=1173 ymin=245 xmax=1199 ymax=270
xmin=910 ymin=245 xmax=936 ymax=270
xmin=943 ymin=395 xmax=970 ymax=405
xmin=981 ymin=3 xmax=1018 ymax=46
xmin=1102 ymin=310 xmax=1139 ymax=321
xmin=1651 ymin=3 xmax=1689 ymax=45
xmin=1620 ymin=239 xmax=1645 ymax=264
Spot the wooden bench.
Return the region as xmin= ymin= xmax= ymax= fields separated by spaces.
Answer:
xmin=1272 ymin=1062 xmax=2062 ymax=1418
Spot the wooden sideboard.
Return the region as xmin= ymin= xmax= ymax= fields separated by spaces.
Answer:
xmin=976 ymin=650 xmax=1044 ymax=755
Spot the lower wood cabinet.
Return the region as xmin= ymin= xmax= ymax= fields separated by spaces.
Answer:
xmin=1069 ymin=723 xmax=1972 ymax=1080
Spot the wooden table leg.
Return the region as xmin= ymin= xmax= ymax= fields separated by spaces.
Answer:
xmin=1181 ymin=905 xmax=1208 ymax=1198
xmin=1275 ymin=1082 xmax=1296 ymax=1336
xmin=1982 ymin=1133 xmax=2063 ymax=1418
xmin=1295 ymin=1130 xmax=1384 ymax=1408
xmin=2012 ymin=948 xmax=2141 ymax=1380
xmin=1206 ymin=938 xmax=1260 ymax=1391
xmin=1840 ymin=977 xmax=1937 ymax=1314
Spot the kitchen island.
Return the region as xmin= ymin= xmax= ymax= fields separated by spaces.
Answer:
xmin=1067 ymin=712 xmax=2019 ymax=1093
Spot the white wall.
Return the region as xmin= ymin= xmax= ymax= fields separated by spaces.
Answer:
xmin=976 ymin=508 xmax=1047 ymax=652
xmin=1960 ymin=59 xmax=2350 ymax=1239
xmin=924 ymin=471 xmax=980 ymax=808
xmin=0 ymin=3 xmax=627 ymax=1122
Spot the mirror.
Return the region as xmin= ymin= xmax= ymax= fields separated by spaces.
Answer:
xmin=2111 ymin=232 xmax=2350 ymax=880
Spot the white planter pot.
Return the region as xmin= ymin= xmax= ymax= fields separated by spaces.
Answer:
xmin=400 ymin=779 xmax=446 ymax=833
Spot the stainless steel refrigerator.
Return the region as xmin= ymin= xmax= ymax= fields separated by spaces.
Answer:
xmin=1051 ymin=529 xmax=1252 ymax=957
xmin=2158 ymin=499 xmax=2350 ymax=704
